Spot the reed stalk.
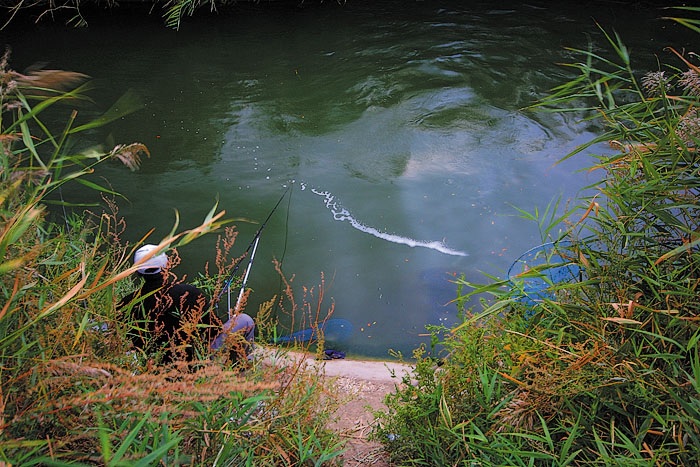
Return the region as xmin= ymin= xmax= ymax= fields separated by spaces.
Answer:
xmin=373 ymin=12 xmax=700 ymax=466
xmin=0 ymin=50 xmax=344 ymax=465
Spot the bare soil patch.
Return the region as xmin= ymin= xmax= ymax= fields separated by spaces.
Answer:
xmin=261 ymin=349 xmax=411 ymax=466
xmin=328 ymin=376 xmax=396 ymax=466
xmin=298 ymin=355 xmax=411 ymax=466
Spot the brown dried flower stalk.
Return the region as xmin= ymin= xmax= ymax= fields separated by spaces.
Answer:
xmin=677 ymin=107 xmax=700 ymax=144
xmin=679 ymin=69 xmax=700 ymax=96
xmin=14 ymin=68 xmax=89 ymax=95
xmin=109 ymin=143 xmax=150 ymax=171
xmin=641 ymin=71 xmax=670 ymax=97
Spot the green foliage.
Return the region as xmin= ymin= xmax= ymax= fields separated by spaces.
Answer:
xmin=0 ymin=51 xmax=344 ymax=466
xmin=665 ymin=7 xmax=700 ymax=35
xmin=84 ymin=411 xmax=183 ymax=467
xmin=2 ymin=0 xmax=291 ymax=30
xmin=372 ymin=16 xmax=700 ymax=467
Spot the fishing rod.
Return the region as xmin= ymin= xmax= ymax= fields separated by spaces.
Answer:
xmin=216 ymin=184 xmax=292 ymax=318
xmin=230 ymin=234 xmax=259 ymax=315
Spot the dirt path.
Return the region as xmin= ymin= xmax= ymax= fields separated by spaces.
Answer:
xmin=328 ymin=376 xmax=397 ymax=466
xmin=260 ymin=349 xmax=413 ymax=466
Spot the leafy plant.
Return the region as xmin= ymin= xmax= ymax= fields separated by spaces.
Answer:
xmin=372 ymin=13 xmax=700 ymax=467
xmin=0 ymin=49 xmax=345 ymax=466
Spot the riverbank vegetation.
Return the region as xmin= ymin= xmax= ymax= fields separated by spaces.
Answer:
xmin=372 ymin=10 xmax=700 ymax=467
xmin=0 ymin=49 xmax=346 ymax=465
xmin=0 ymin=0 xmax=694 ymax=31
xmin=3 ymin=4 xmax=700 ymax=466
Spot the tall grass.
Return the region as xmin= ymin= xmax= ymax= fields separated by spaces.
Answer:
xmin=372 ymin=14 xmax=700 ymax=466
xmin=2 ymin=0 xmax=249 ymax=30
xmin=0 ymin=50 xmax=345 ymax=465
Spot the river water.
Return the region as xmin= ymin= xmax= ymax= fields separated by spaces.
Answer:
xmin=3 ymin=1 xmax=694 ymax=358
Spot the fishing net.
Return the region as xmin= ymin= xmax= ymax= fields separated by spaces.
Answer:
xmin=276 ymin=318 xmax=354 ymax=344
xmin=507 ymin=241 xmax=581 ymax=308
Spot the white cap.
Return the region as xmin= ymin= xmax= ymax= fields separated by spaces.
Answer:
xmin=133 ymin=244 xmax=168 ymax=274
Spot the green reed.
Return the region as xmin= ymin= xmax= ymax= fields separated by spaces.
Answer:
xmin=372 ymin=14 xmax=700 ymax=467
xmin=0 ymin=51 xmax=344 ymax=466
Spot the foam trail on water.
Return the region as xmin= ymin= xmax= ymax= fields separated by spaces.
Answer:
xmin=301 ymin=183 xmax=468 ymax=257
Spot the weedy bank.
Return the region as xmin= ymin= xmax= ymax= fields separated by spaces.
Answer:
xmin=372 ymin=9 xmax=700 ymax=466
xmin=0 ymin=50 xmax=346 ymax=465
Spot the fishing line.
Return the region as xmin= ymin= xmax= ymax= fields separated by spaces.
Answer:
xmin=280 ymin=183 xmax=292 ymax=266
xmin=215 ymin=184 xmax=292 ymax=317
xmin=270 ymin=182 xmax=293 ymax=326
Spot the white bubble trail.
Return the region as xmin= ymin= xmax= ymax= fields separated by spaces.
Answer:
xmin=301 ymin=183 xmax=468 ymax=257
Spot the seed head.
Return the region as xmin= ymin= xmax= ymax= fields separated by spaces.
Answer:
xmin=678 ymin=69 xmax=700 ymax=96
xmin=641 ymin=71 xmax=670 ymax=97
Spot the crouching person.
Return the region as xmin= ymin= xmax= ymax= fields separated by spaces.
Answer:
xmin=119 ymin=244 xmax=215 ymax=364
xmin=211 ymin=311 xmax=255 ymax=364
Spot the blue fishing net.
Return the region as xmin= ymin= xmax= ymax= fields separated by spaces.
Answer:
xmin=276 ymin=318 xmax=354 ymax=344
xmin=507 ymin=241 xmax=581 ymax=308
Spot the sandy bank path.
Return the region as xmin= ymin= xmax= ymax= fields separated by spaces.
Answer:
xmin=257 ymin=347 xmax=413 ymax=382
xmin=257 ymin=347 xmax=414 ymax=465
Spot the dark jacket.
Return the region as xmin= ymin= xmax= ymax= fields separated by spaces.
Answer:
xmin=119 ymin=273 xmax=215 ymax=362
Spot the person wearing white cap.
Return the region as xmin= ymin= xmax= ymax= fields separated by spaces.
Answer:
xmin=119 ymin=244 xmax=215 ymax=363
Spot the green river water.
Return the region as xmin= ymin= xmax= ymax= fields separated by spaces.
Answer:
xmin=2 ymin=0 xmax=694 ymax=357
